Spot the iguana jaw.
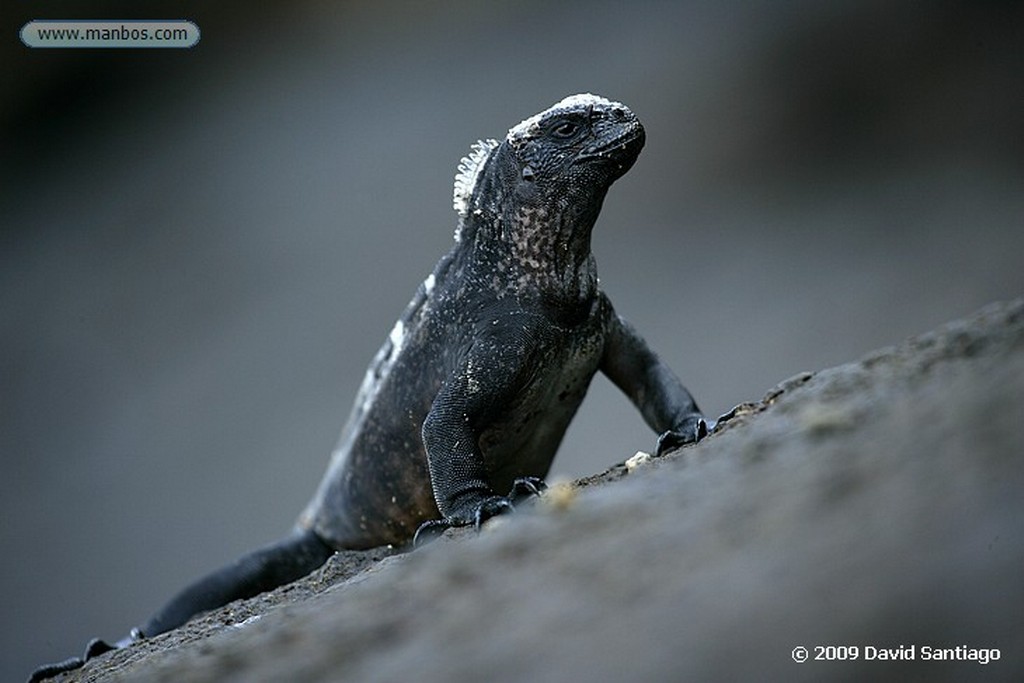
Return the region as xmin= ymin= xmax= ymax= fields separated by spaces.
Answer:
xmin=576 ymin=123 xmax=645 ymax=171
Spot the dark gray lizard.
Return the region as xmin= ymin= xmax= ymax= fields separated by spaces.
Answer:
xmin=30 ymin=93 xmax=706 ymax=682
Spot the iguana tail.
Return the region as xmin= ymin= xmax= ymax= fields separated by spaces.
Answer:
xmin=29 ymin=528 xmax=334 ymax=682
xmin=139 ymin=526 xmax=334 ymax=636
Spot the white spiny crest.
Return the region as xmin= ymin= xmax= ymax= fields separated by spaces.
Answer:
xmin=507 ymin=93 xmax=627 ymax=142
xmin=452 ymin=138 xmax=500 ymax=226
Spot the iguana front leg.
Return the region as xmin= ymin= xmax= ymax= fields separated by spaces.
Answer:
xmin=601 ymin=311 xmax=707 ymax=455
xmin=419 ymin=335 xmax=542 ymax=533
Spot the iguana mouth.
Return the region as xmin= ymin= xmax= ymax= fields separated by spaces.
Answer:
xmin=578 ymin=126 xmax=645 ymax=163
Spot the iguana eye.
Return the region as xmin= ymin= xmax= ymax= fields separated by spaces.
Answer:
xmin=551 ymin=121 xmax=580 ymax=139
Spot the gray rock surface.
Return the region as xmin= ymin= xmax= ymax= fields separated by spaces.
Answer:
xmin=52 ymin=300 xmax=1023 ymax=682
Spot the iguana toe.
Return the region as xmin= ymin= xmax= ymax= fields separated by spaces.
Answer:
xmin=655 ymin=417 xmax=708 ymax=456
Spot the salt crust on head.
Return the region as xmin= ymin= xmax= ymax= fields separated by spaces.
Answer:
xmin=507 ymin=93 xmax=626 ymax=141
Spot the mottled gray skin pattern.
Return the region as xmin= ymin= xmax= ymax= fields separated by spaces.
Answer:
xmin=29 ymin=94 xmax=706 ymax=683
xmin=300 ymin=93 xmax=706 ymax=547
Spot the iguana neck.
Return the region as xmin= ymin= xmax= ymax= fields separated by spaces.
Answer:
xmin=458 ymin=197 xmax=604 ymax=308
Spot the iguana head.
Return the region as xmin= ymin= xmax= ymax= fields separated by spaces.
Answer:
xmin=453 ymin=94 xmax=645 ymax=243
xmin=504 ymin=93 xmax=644 ymax=186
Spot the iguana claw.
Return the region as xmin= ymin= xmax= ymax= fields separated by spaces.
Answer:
xmin=415 ymin=476 xmax=548 ymax=544
xmin=655 ymin=416 xmax=709 ymax=456
xmin=412 ymin=518 xmax=451 ymax=546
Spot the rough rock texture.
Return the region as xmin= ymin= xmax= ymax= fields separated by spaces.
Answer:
xmin=53 ymin=300 xmax=1023 ymax=683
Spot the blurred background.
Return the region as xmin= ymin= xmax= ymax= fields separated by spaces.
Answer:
xmin=2 ymin=1 xmax=1021 ymax=680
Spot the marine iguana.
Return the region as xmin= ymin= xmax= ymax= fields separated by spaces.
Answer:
xmin=30 ymin=93 xmax=707 ymax=682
